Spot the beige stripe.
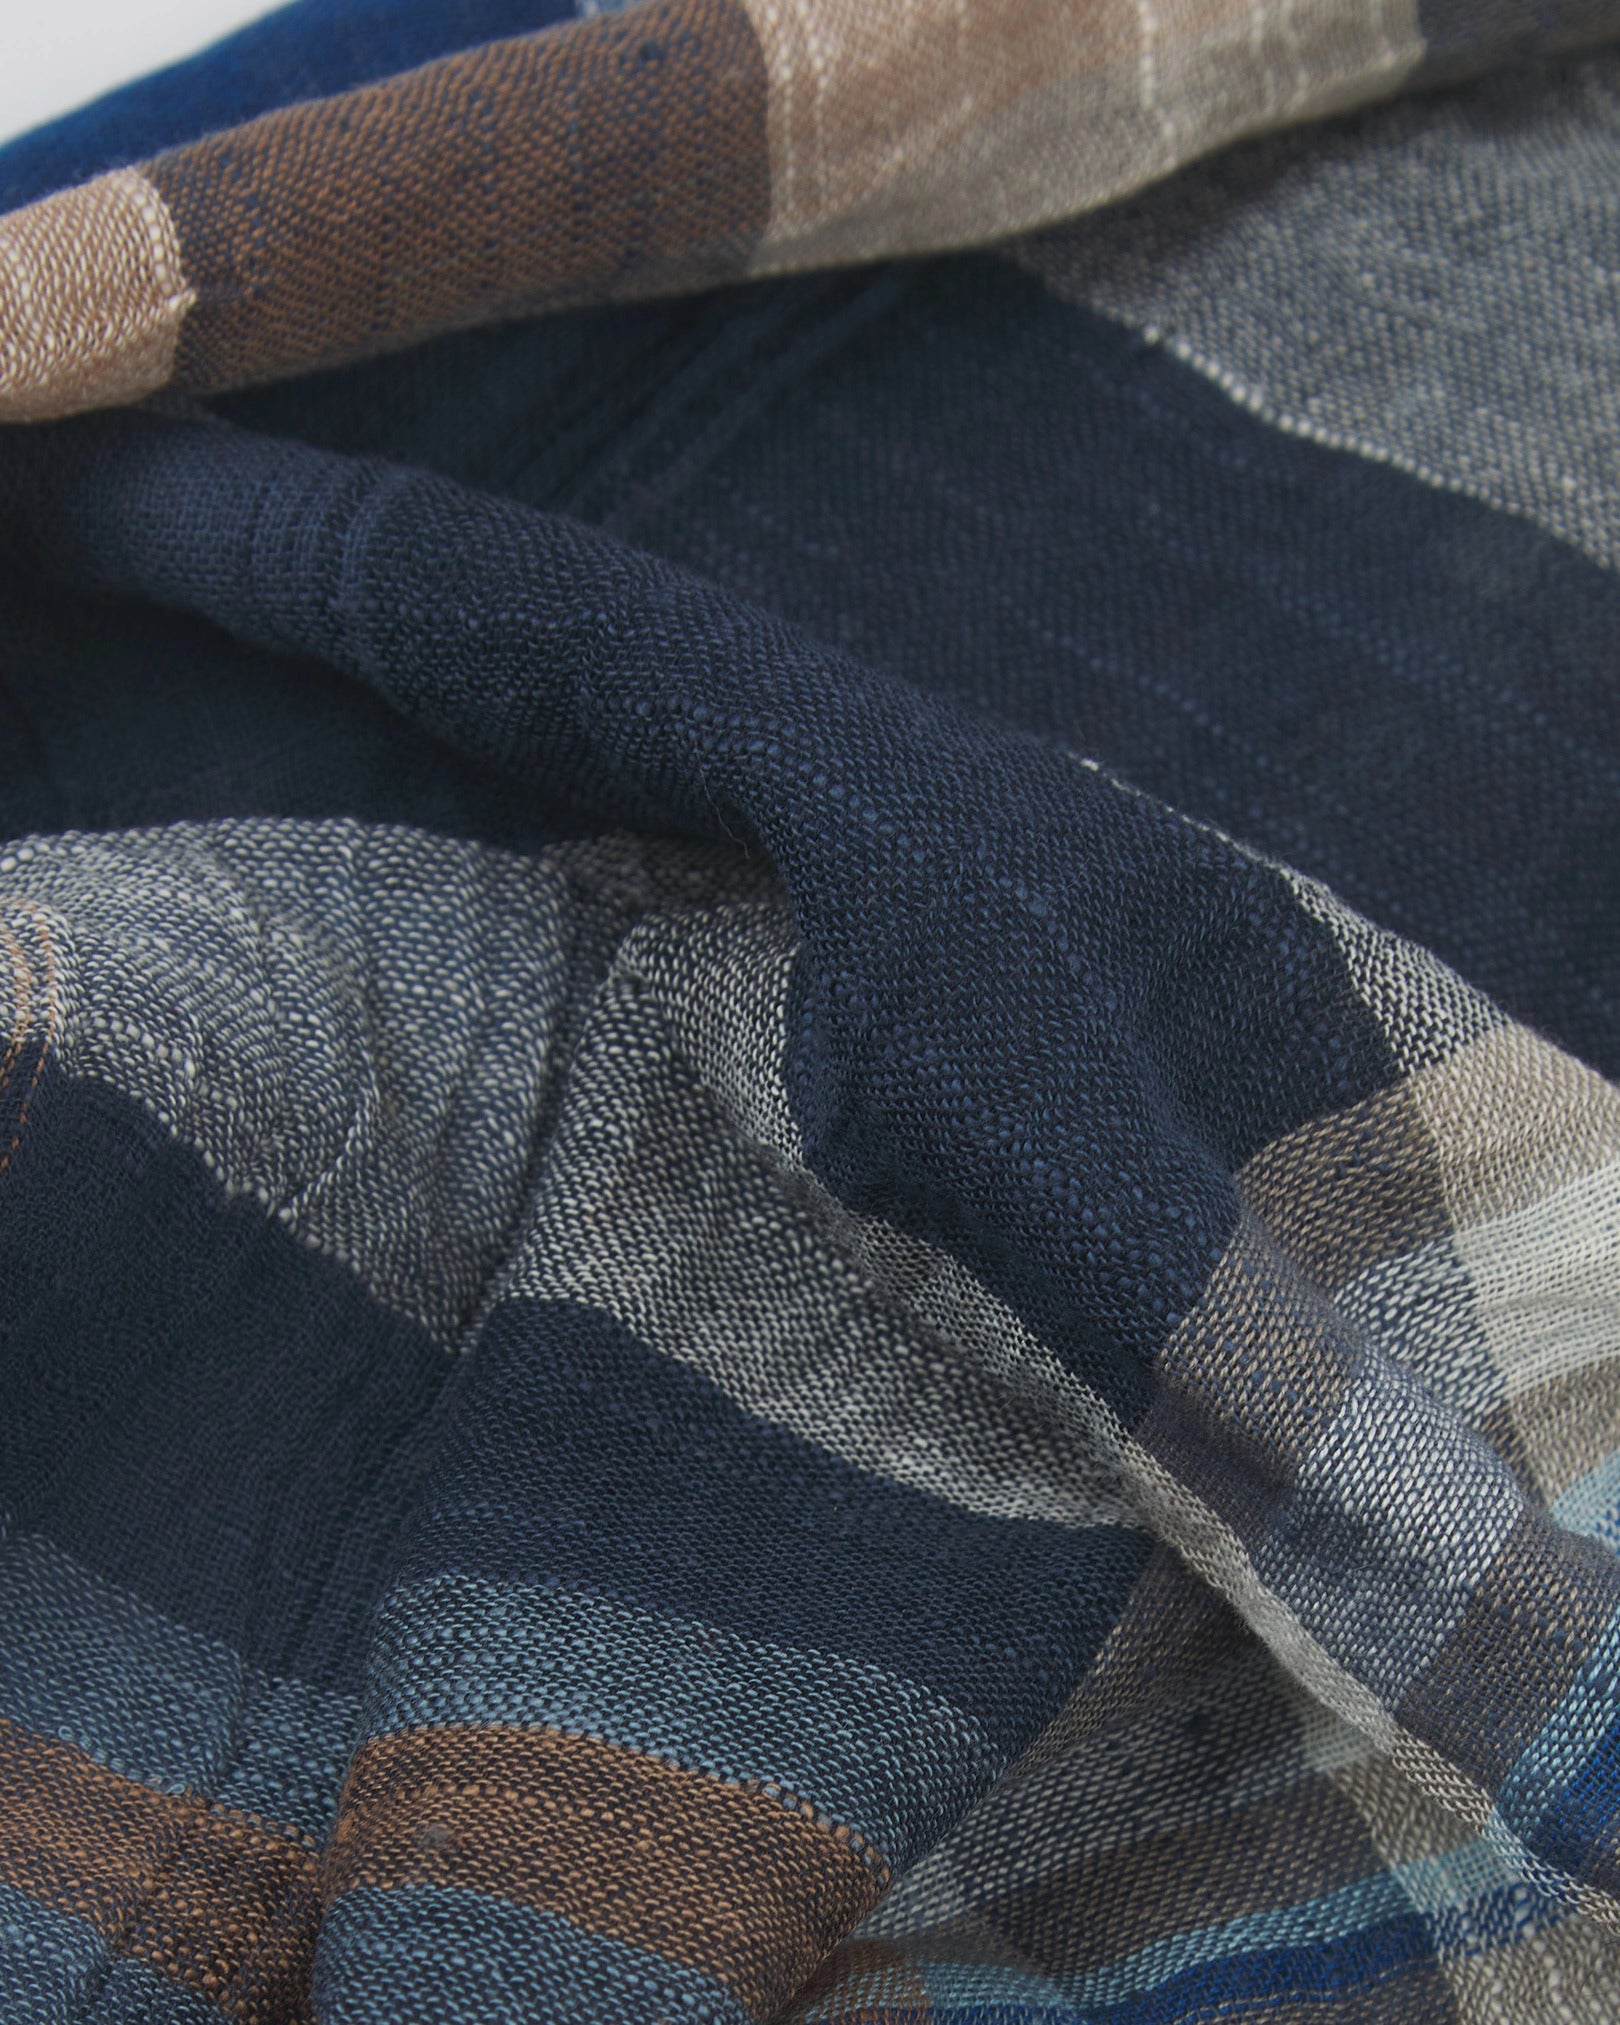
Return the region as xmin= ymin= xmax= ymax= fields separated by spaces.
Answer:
xmin=742 ymin=0 xmax=1424 ymax=276
xmin=1403 ymin=1023 xmax=1620 ymax=1422
xmin=1412 ymin=1020 xmax=1620 ymax=1231
xmin=1329 ymin=1746 xmax=1483 ymax=1880
xmin=1238 ymin=1078 xmax=1451 ymax=1297
xmin=1236 ymin=1017 xmax=1620 ymax=1431
xmin=1158 ymin=1205 xmax=1358 ymax=1469
xmin=487 ymin=809 xmax=1619 ymax=1925
xmin=1227 ymin=904 xmax=1620 ymax=1433
xmin=581 ymin=873 xmax=1491 ymax=1881
xmin=1125 ymin=1423 xmax=1620 ymax=1928
xmin=0 ymin=170 xmax=193 ymax=424
xmin=637 ymin=902 xmax=1620 ymax=1924
xmin=1451 ymin=1157 xmax=1620 ymax=1410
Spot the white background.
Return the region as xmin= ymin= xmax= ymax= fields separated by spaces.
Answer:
xmin=3 ymin=2 xmax=277 ymax=150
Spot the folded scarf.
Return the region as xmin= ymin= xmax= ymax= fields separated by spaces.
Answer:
xmin=1 ymin=3 xmax=1619 ymax=2020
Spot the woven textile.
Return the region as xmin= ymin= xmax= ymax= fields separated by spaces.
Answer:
xmin=3 ymin=5 xmax=1620 ymax=2022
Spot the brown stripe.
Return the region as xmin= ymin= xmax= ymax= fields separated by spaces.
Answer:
xmin=327 ymin=1723 xmax=882 ymax=2019
xmin=1478 ymin=1357 xmax=1620 ymax=1505
xmin=978 ymin=1775 xmax=1380 ymax=1976
xmin=1238 ymin=1078 xmax=1451 ymax=1297
xmin=147 ymin=0 xmax=770 ymax=398
xmin=780 ymin=1936 xmax=933 ymax=2020
xmin=0 ymin=1714 xmax=319 ymax=2024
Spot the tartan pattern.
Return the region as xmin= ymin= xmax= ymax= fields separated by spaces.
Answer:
xmin=1014 ymin=41 xmax=1620 ymax=584
xmin=6 ymin=0 xmax=1620 ymax=421
xmin=3 ymin=381 xmax=1620 ymax=2012
xmin=2 ymin=3 xmax=1620 ymax=2021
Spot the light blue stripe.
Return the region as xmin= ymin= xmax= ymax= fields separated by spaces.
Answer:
xmin=1017 ymin=1864 xmax=1411 ymax=2012
xmin=859 ymin=1841 xmax=1549 ymax=2021
xmin=1550 ymin=1448 xmax=1620 ymax=1548
xmin=368 ymin=1571 xmax=995 ymax=1870
xmin=317 ymin=1885 xmax=751 ymax=2025
xmin=1495 ymin=1600 xmax=1620 ymax=1845
xmin=0 ymin=1531 xmax=358 ymax=1838
xmin=1387 ymin=1832 xmax=1522 ymax=1924
xmin=0 ymin=1878 xmax=219 ymax=2024
xmin=914 ymin=1962 xmax=1108 ymax=2020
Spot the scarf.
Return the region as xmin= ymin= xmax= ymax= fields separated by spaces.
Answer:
xmin=2 ymin=2 xmax=1618 ymax=2018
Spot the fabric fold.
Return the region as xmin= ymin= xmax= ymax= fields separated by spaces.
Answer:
xmin=3 ymin=0 xmax=1620 ymax=421
xmin=4 ymin=9 xmax=1620 ymax=2019
xmin=4 ymin=409 xmax=1618 ymax=1974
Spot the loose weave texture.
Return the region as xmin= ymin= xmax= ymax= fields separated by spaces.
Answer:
xmin=4 ymin=0 xmax=1620 ymax=418
xmin=2 ymin=4 xmax=1620 ymax=2024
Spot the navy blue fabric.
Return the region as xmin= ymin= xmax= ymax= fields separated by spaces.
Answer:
xmin=407 ymin=1298 xmax=1151 ymax=1746
xmin=3 ymin=25 xmax=1620 ymax=2023
xmin=0 ymin=569 xmax=587 ymax=850
xmin=223 ymin=259 xmax=1620 ymax=1081
xmin=0 ymin=0 xmax=579 ymax=213
xmin=0 ymin=1067 xmax=450 ymax=1688
xmin=1415 ymin=2 xmax=1620 ymax=81
xmin=0 ymin=410 xmax=1405 ymax=1416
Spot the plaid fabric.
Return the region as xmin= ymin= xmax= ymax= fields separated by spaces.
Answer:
xmin=2 ymin=5 xmax=1620 ymax=2023
xmin=5 ymin=0 xmax=1620 ymax=421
